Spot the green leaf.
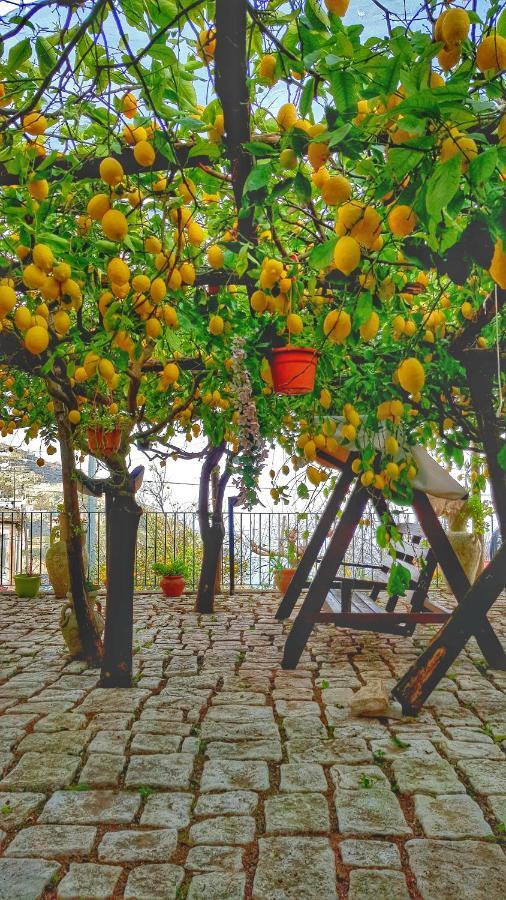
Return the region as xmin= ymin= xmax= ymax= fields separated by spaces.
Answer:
xmin=469 ymin=147 xmax=498 ymax=186
xmin=354 ymin=292 xmax=373 ymax=327
xmin=244 ymin=163 xmax=272 ymax=194
xmin=297 ymin=482 xmax=309 ymax=499
xmin=300 ymin=77 xmax=315 ymax=119
xmin=271 ymin=177 xmax=295 ymax=199
xmin=425 ymin=155 xmax=461 ymax=221
xmin=244 ymin=142 xmax=278 ymax=157
xmin=498 ymin=444 xmax=506 ymax=472
xmin=329 ymin=70 xmax=357 ymax=116
xmin=386 ymin=148 xmax=424 ymax=180
xmin=387 ymin=562 xmax=411 ymax=597
xmin=305 ymin=0 xmax=330 ymax=31
xmin=293 ymin=171 xmax=312 ymax=204
xmin=309 ymin=237 xmax=337 ymax=270
xmin=498 ymin=8 xmax=506 ymax=38
xmin=8 ymin=38 xmax=32 ymax=70
xmin=35 ymin=36 xmax=58 ymax=76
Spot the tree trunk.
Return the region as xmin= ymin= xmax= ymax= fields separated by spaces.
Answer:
xmin=465 ymin=355 xmax=506 ymax=541
xmin=196 ymin=521 xmax=226 ymax=614
xmin=55 ymin=404 xmax=102 ymax=666
xmin=195 ymin=444 xmax=229 ymax=614
xmin=100 ymin=485 xmax=142 ymax=687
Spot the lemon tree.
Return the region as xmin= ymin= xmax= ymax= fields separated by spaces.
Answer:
xmin=0 ymin=0 xmax=505 ymax=683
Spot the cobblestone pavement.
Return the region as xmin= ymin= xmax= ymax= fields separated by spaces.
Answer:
xmin=0 ymin=589 xmax=505 ymax=899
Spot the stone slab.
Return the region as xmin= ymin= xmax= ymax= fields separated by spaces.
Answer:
xmin=456 ymin=759 xmax=506 ymax=795
xmin=125 ymin=754 xmax=194 ymax=790
xmin=194 ymin=790 xmax=258 ymax=817
xmin=280 ymin=763 xmax=327 ymax=793
xmin=201 ymin=759 xmax=269 ymax=792
xmin=340 ymin=839 xmax=401 ymax=869
xmin=0 ymin=792 xmax=45 ymax=829
xmin=187 ymin=872 xmax=246 ymax=900
xmin=406 ymin=839 xmax=506 ymax=900
xmin=124 ymin=864 xmax=184 ymax=900
xmin=189 ymin=815 xmax=256 ymax=845
xmin=39 ymin=790 xmax=141 ymax=824
xmin=414 ymin=794 xmax=493 ymax=838
xmin=348 ymin=869 xmax=410 ymax=900
xmin=253 ymin=836 xmax=337 ymax=900
xmin=0 ymin=753 xmax=80 ymax=790
xmin=56 ymin=863 xmax=122 ymax=899
xmin=5 ymin=824 xmax=96 ymax=858
xmin=98 ymin=828 xmax=177 ymax=862
xmin=140 ymin=792 xmax=193 ymax=828
xmin=185 ymin=845 xmax=244 ymax=872
xmin=79 ymin=753 xmax=125 ymax=788
xmin=0 ymin=858 xmax=61 ymax=900
xmin=265 ymin=793 xmax=330 ymax=834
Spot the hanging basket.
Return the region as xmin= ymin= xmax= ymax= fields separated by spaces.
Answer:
xmin=269 ymin=346 xmax=318 ymax=395
xmin=87 ymin=425 xmax=122 ymax=456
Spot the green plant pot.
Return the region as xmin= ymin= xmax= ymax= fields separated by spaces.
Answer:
xmin=14 ymin=574 xmax=41 ymax=599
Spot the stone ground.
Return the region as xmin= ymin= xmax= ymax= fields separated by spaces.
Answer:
xmin=0 ymin=588 xmax=505 ymax=900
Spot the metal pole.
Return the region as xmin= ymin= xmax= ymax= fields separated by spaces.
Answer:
xmin=228 ymin=496 xmax=238 ymax=596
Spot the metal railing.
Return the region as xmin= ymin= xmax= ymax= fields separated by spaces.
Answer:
xmin=0 ymin=504 xmax=498 ymax=592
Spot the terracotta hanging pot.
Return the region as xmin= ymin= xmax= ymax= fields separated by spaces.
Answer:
xmin=269 ymin=346 xmax=318 ymax=395
xmin=87 ymin=426 xmax=121 ymax=456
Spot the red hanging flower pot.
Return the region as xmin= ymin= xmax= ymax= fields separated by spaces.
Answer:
xmin=269 ymin=346 xmax=318 ymax=395
xmin=87 ymin=425 xmax=122 ymax=456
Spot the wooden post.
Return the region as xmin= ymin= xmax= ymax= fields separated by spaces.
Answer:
xmin=412 ymin=490 xmax=506 ymax=669
xmin=282 ymin=480 xmax=369 ymax=668
xmin=275 ymin=462 xmax=354 ymax=619
xmin=393 ymin=544 xmax=506 ymax=714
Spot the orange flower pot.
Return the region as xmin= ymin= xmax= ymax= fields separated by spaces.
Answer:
xmin=87 ymin=426 xmax=121 ymax=456
xmin=269 ymin=346 xmax=318 ymax=395
xmin=276 ymin=567 xmax=296 ymax=594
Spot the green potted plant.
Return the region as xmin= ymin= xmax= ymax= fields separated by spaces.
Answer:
xmin=14 ymin=568 xmax=41 ymax=599
xmin=153 ymin=559 xmax=190 ymax=597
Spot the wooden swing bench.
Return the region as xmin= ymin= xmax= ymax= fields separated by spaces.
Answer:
xmin=276 ymin=452 xmax=506 ymax=671
xmin=307 ymin=522 xmax=448 ymax=636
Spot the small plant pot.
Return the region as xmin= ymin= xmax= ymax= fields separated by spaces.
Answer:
xmin=87 ymin=426 xmax=122 ymax=456
xmin=160 ymin=575 xmax=186 ymax=598
xmin=269 ymin=346 xmax=318 ymax=395
xmin=15 ymin=574 xmax=41 ymax=599
xmin=275 ymin=568 xmax=297 ymax=594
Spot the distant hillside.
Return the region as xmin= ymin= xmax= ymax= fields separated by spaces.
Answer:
xmin=0 ymin=443 xmax=63 ymax=508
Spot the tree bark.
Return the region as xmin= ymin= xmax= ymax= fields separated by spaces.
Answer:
xmin=100 ymin=483 xmax=142 ymax=687
xmin=195 ymin=444 xmax=230 ymax=613
xmin=464 ymin=354 xmax=506 ymax=541
xmin=215 ymin=0 xmax=254 ymax=243
xmin=55 ymin=403 xmax=103 ymax=666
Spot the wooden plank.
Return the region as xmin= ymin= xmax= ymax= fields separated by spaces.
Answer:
xmin=314 ymin=612 xmax=449 ymax=625
xmin=412 ymin=490 xmax=506 ymax=669
xmin=275 ymin=462 xmax=355 ymax=620
xmin=393 ymin=544 xmax=506 ymax=714
xmin=282 ymin=480 xmax=370 ymax=668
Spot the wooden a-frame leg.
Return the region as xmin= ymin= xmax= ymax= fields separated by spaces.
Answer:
xmin=282 ymin=480 xmax=369 ymax=668
xmin=413 ymin=491 xmax=506 ymax=669
xmin=393 ymin=544 xmax=506 ymax=713
xmin=275 ymin=462 xmax=355 ymax=620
